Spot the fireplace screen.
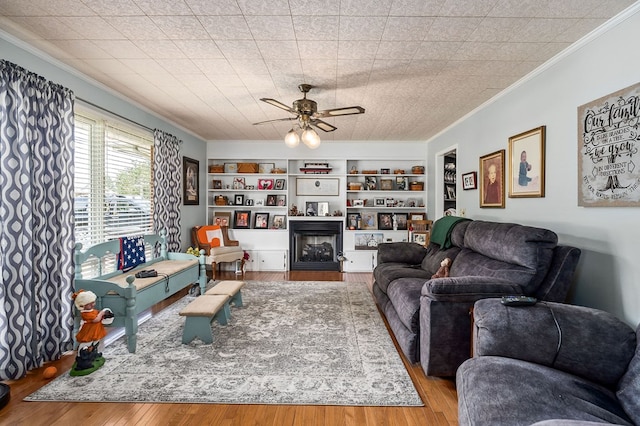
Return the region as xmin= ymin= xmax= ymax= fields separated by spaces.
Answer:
xmin=289 ymin=220 xmax=343 ymax=271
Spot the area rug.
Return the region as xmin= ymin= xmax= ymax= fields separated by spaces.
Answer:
xmin=26 ymin=281 xmax=423 ymax=406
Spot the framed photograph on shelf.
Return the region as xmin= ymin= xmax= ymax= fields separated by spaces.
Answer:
xmin=258 ymin=163 xmax=275 ymax=173
xmin=212 ymin=179 xmax=222 ymax=189
xmin=508 ymin=125 xmax=546 ymax=198
xmin=380 ymin=179 xmax=393 ymax=190
xmin=212 ymin=211 xmax=232 ymax=227
xmin=275 ymin=179 xmax=286 ymax=190
xmin=361 ymin=211 xmax=377 ymax=230
xmin=234 ymin=194 xmax=245 ymax=205
xmin=395 ymin=213 xmax=408 ymax=230
xmin=378 ymin=212 xmax=394 ymax=230
xmin=258 ymin=178 xmax=274 ymax=190
xmin=374 ymin=197 xmax=386 ymax=207
xmin=318 ymin=202 xmax=329 ymax=217
xmin=305 ymin=201 xmax=319 ymax=216
xmin=271 ymin=215 xmax=286 ymax=229
xmin=365 ymin=176 xmax=377 ymax=190
xmin=411 ymin=232 xmax=429 ymax=246
xmin=462 ymin=171 xmax=477 ymax=190
xmin=355 ymin=232 xmax=384 ymax=250
xmin=266 ymin=194 xmax=277 ymax=206
xmin=233 ymin=177 xmax=245 ymax=189
xmin=254 ymin=212 xmax=269 ymax=229
xmin=410 ymin=212 xmax=426 ymax=221
xmin=296 ymin=178 xmax=340 ymax=196
xmin=183 ymin=157 xmax=199 ymax=205
xmin=446 ymin=185 xmax=456 ymax=200
xmin=347 ymin=213 xmax=361 ymax=230
xmin=233 ymin=210 xmax=250 ymax=229
xmin=480 ymin=149 xmax=506 ymax=208
xmin=276 ymin=194 xmax=286 ymax=206
xmin=224 ymin=163 xmax=237 ymax=173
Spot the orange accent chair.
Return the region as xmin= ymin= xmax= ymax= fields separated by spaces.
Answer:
xmin=191 ymin=225 xmax=244 ymax=281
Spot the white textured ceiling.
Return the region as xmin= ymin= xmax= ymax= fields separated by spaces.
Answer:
xmin=1 ymin=0 xmax=636 ymax=142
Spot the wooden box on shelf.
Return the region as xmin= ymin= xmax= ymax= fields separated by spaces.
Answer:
xmin=209 ymin=164 xmax=224 ymax=173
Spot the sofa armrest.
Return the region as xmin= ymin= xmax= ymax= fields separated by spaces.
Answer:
xmin=376 ymin=242 xmax=428 ymax=265
xmin=472 ymin=298 xmax=637 ymax=388
xmin=421 ymin=276 xmax=523 ymax=303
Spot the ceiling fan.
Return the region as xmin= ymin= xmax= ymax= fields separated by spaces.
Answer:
xmin=253 ymin=84 xmax=365 ymax=134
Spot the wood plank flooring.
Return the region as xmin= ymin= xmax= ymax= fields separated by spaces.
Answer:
xmin=0 ymin=271 xmax=458 ymax=426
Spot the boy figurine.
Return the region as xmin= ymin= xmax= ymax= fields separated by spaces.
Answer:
xmin=70 ymin=289 xmax=113 ymax=375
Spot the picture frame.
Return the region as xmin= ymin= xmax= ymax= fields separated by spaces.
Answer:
xmin=224 ymin=162 xmax=237 ymax=173
xmin=347 ymin=213 xmax=361 ymax=230
xmin=374 ymin=197 xmax=386 ymax=207
xmin=365 ymin=176 xmax=377 ymax=190
xmin=233 ymin=177 xmax=245 ymax=189
xmin=253 ymin=212 xmax=269 ymax=229
xmin=395 ymin=213 xmax=408 ymax=230
xmin=381 ymin=168 xmax=390 ymax=174
xmin=245 ymin=199 xmax=253 ymax=206
xmin=276 ymin=194 xmax=286 ymax=206
xmin=271 ymin=214 xmax=286 ymax=229
xmin=296 ymin=177 xmax=340 ymax=196
xmin=380 ymin=179 xmax=393 ymax=190
xmin=183 ymin=157 xmax=199 ymax=205
xmin=410 ymin=212 xmax=426 ymax=221
xmin=233 ymin=210 xmax=250 ymax=229
xmin=305 ymin=201 xmax=319 ymax=216
xmin=317 ymin=202 xmax=329 ymax=217
xmin=258 ymin=178 xmax=274 ymax=190
xmin=411 ymin=232 xmax=429 ymax=246
xmin=258 ymin=162 xmax=275 ymax=173
xmin=212 ymin=211 xmax=231 ymax=227
xmin=354 ymin=232 xmax=384 ymax=250
xmin=480 ymin=149 xmax=506 ymax=208
xmin=275 ymin=178 xmax=286 ymax=190
xmin=234 ymin=194 xmax=245 ymax=205
xmin=396 ymin=176 xmax=408 ymax=190
xmin=377 ymin=212 xmax=394 ymax=230
xmin=212 ymin=179 xmax=222 ymax=189
xmin=446 ymin=185 xmax=456 ymax=200
xmin=508 ymin=125 xmax=546 ymax=198
xmin=266 ymin=194 xmax=277 ymax=206
xmin=462 ymin=171 xmax=477 ymax=190
xmin=361 ymin=211 xmax=378 ymax=230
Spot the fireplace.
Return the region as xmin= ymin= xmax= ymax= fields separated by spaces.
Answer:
xmin=289 ymin=220 xmax=343 ymax=271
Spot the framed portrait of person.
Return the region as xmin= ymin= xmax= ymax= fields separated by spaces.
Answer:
xmin=508 ymin=126 xmax=546 ymax=198
xmin=233 ymin=210 xmax=250 ymax=229
xmin=479 ymin=150 xmax=505 ymax=208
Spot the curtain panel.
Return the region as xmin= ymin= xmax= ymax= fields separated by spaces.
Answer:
xmin=0 ymin=60 xmax=75 ymax=380
xmin=153 ymin=129 xmax=182 ymax=252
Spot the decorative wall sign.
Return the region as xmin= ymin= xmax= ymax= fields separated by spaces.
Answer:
xmin=296 ymin=178 xmax=340 ymax=196
xmin=578 ymin=82 xmax=640 ymax=206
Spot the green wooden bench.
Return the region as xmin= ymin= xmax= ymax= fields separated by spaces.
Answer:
xmin=179 ymin=295 xmax=231 ymax=344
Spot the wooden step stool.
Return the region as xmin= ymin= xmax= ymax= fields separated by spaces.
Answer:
xmin=205 ymin=280 xmax=246 ymax=308
xmin=179 ymin=294 xmax=230 ymax=344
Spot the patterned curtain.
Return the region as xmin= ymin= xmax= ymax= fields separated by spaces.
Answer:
xmin=153 ymin=129 xmax=182 ymax=252
xmin=0 ymin=60 xmax=75 ymax=380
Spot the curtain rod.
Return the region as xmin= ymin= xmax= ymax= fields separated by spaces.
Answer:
xmin=76 ymin=97 xmax=154 ymax=133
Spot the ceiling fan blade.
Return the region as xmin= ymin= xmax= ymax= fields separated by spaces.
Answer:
xmin=260 ymin=98 xmax=296 ymax=114
xmin=310 ymin=119 xmax=337 ymax=132
xmin=253 ymin=117 xmax=297 ymax=126
xmin=315 ymin=106 xmax=365 ymax=118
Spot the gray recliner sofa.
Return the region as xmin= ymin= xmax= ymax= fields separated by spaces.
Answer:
xmin=372 ymin=218 xmax=581 ymax=376
xmin=457 ymin=298 xmax=639 ymax=425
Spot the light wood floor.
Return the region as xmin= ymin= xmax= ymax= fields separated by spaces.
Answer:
xmin=0 ymin=271 xmax=458 ymax=425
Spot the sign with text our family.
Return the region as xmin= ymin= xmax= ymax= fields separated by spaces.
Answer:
xmin=578 ymin=82 xmax=640 ymax=206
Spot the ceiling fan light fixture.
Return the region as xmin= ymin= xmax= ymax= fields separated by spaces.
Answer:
xmin=301 ymin=127 xmax=321 ymax=149
xmin=284 ymin=128 xmax=300 ymax=148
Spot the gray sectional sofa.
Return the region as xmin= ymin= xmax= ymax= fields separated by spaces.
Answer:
xmin=372 ymin=218 xmax=581 ymax=376
xmin=457 ymin=298 xmax=639 ymax=425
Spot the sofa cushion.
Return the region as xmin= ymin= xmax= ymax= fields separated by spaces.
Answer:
xmin=373 ymin=263 xmax=431 ymax=294
xmin=387 ymin=278 xmax=425 ymax=333
xmin=450 ymin=221 xmax=557 ymax=293
xmin=617 ymin=325 xmax=640 ymax=425
xmin=457 ymin=356 xmax=634 ymax=426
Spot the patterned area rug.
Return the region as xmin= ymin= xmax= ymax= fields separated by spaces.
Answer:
xmin=26 ymin=281 xmax=423 ymax=406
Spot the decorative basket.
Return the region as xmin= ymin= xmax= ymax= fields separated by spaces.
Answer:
xmin=209 ymin=164 xmax=224 ymax=173
xmin=394 ymin=169 xmax=405 ymax=174
xmin=412 ymin=166 xmax=425 ymax=174
xmin=410 ymin=182 xmax=424 ymax=191
xmin=349 ymin=182 xmax=363 ymax=190
xmin=237 ymin=162 xmax=259 ymax=173
xmin=362 ymin=170 xmax=378 ymax=174
xmin=215 ymin=196 xmax=228 ymax=205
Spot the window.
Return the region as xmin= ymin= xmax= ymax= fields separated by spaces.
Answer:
xmin=74 ymin=106 xmax=154 ymax=256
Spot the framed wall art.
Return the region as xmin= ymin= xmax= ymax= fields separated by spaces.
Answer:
xmin=183 ymin=157 xmax=199 ymax=205
xmin=212 ymin=211 xmax=231 ymax=227
xmin=361 ymin=211 xmax=377 ymax=230
xmin=377 ymin=213 xmax=394 ymax=230
xmin=296 ymin=178 xmax=340 ymax=196
xmin=462 ymin=171 xmax=477 ymax=190
xmin=395 ymin=213 xmax=408 ymax=230
xmin=479 ymin=150 xmax=505 ymax=208
xmin=272 ymin=215 xmax=286 ymax=229
xmin=509 ymin=125 xmax=546 ymax=198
